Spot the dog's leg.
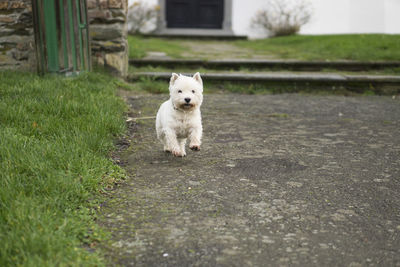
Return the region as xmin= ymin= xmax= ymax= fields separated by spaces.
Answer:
xmin=178 ymin=138 xmax=187 ymax=157
xmin=189 ymin=127 xmax=202 ymax=151
xmin=164 ymin=128 xmax=184 ymax=157
xmin=159 ymin=132 xmax=171 ymax=153
xmin=163 ymin=139 xmax=171 ymax=153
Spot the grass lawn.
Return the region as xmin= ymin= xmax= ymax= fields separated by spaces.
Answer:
xmin=128 ymin=34 xmax=400 ymax=61
xmin=128 ymin=35 xmax=185 ymax=59
xmin=235 ymin=34 xmax=400 ymax=61
xmin=0 ymin=71 xmax=126 ymax=266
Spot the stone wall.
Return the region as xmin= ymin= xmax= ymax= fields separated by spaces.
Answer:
xmin=88 ymin=0 xmax=129 ymax=77
xmin=0 ymin=0 xmax=129 ymax=77
xmin=0 ymin=0 xmax=35 ymax=70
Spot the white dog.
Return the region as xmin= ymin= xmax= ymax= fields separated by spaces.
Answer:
xmin=156 ymin=72 xmax=203 ymax=157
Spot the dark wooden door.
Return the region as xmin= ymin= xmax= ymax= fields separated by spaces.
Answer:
xmin=166 ymin=0 xmax=224 ymax=29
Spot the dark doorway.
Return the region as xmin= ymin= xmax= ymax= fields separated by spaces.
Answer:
xmin=166 ymin=0 xmax=224 ymax=29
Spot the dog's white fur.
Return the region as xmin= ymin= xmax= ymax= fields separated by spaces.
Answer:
xmin=156 ymin=72 xmax=203 ymax=157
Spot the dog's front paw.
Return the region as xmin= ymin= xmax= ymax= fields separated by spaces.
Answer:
xmin=172 ymin=149 xmax=186 ymax=157
xmin=189 ymin=144 xmax=201 ymax=151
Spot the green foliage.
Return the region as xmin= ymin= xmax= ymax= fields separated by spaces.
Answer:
xmin=0 ymin=71 xmax=126 ymax=266
xmin=235 ymin=34 xmax=400 ymax=61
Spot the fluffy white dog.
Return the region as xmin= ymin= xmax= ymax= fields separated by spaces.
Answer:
xmin=156 ymin=72 xmax=203 ymax=157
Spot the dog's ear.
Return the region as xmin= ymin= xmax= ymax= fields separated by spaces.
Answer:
xmin=193 ymin=72 xmax=202 ymax=85
xmin=170 ymin=73 xmax=179 ymax=86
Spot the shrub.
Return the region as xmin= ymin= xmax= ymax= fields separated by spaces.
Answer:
xmin=127 ymin=1 xmax=160 ymax=34
xmin=251 ymin=0 xmax=312 ymax=37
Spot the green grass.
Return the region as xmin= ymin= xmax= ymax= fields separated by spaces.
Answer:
xmin=130 ymin=76 xmax=169 ymax=94
xmin=0 ymin=71 xmax=126 ymax=266
xmin=128 ymin=34 xmax=400 ymax=61
xmin=234 ymin=34 xmax=400 ymax=61
xmin=128 ymin=35 xmax=186 ymax=59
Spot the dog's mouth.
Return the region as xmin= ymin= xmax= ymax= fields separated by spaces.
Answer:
xmin=180 ymin=103 xmax=195 ymax=110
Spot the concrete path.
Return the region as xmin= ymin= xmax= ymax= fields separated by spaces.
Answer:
xmin=128 ymin=72 xmax=400 ymax=95
xmin=128 ymin=71 xmax=400 ymax=87
xmin=129 ymin=71 xmax=400 ymax=83
xmin=99 ymin=93 xmax=400 ymax=266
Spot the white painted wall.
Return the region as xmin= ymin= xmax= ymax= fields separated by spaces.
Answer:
xmin=247 ymin=0 xmax=400 ymax=37
xmin=301 ymin=0 xmax=351 ymax=35
xmin=385 ymin=0 xmax=400 ymax=34
xmin=234 ymin=0 xmax=400 ymax=37
xmin=349 ymin=0 xmax=385 ymax=33
xmin=129 ymin=0 xmax=400 ymax=37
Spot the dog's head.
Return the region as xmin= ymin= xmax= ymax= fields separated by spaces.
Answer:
xmin=169 ymin=72 xmax=203 ymax=112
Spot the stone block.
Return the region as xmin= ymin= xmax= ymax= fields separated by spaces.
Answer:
xmin=16 ymin=41 xmax=29 ymax=50
xmin=122 ymin=0 xmax=128 ymax=10
xmin=99 ymin=0 xmax=108 ymax=9
xmin=0 ymin=16 xmax=14 ymax=23
xmin=109 ymin=0 xmax=122 ymax=9
xmin=110 ymin=9 xmax=126 ymax=20
xmin=18 ymin=11 xmax=32 ymax=25
xmin=0 ymin=2 xmax=8 ymax=10
xmin=0 ymin=28 xmax=14 ymax=37
xmin=92 ymin=50 xmax=127 ymax=77
xmin=0 ymin=54 xmax=18 ymax=67
xmin=89 ymin=9 xmax=125 ymax=23
xmin=90 ymin=23 xmax=124 ymax=40
xmin=0 ymin=1 xmax=35 ymax=71
xmin=88 ymin=9 xmax=112 ymax=22
xmin=10 ymin=2 xmax=26 ymax=9
xmin=0 ymin=35 xmax=31 ymax=45
xmin=104 ymin=50 xmax=128 ymax=76
xmin=13 ymin=49 xmax=29 ymax=60
xmin=87 ymin=0 xmax=98 ymax=9
xmin=91 ymin=39 xmax=125 ymax=52
xmin=0 ymin=43 xmax=11 ymax=52
xmin=92 ymin=51 xmax=105 ymax=66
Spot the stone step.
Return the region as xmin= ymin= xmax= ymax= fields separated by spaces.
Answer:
xmin=129 ymin=58 xmax=400 ymax=72
xmin=127 ymin=71 xmax=400 ymax=94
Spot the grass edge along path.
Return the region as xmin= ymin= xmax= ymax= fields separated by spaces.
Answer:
xmin=0 ymin=71 xmax=127 ymax=266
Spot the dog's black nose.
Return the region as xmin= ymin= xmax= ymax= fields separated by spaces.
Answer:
xmin=184 ymin=98 xmax=191 ymax=103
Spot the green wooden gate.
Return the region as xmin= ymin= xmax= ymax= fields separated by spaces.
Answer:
xmin=32 ymin=0 xmax=91 ymax=75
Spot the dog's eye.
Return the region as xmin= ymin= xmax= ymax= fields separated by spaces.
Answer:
xmin=178 ymin=90 xmax=182 ymax=93
xmin=192 ymin=90 xmax=195 ymax=93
